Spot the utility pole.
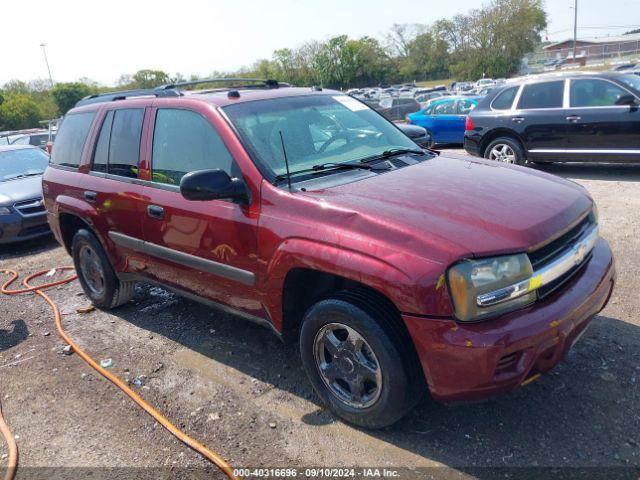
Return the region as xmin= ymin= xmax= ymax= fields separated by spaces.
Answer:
xmin=40 ymin=43 xmax=54 ymax=88
xmin=572 ymin=0 xmax=578 ymax=61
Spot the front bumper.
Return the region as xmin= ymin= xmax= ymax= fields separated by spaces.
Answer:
xmin=403 ymin=237 xmax=615 ymax=402
xmin=0 ymin=210 xmax=50 ymax=244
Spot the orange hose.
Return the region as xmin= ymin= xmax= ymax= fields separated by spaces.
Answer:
xmin=1 ymin=268 xmax=238 ymax=480
xmin=0 ymin=398 xmax=18 ymax=480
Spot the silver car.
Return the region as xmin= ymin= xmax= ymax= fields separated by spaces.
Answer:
xmin=0 ymin=145 xmax=51 ymax=244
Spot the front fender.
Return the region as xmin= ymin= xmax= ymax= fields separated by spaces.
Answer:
xmin=261 ymin=237 xmax=449 ymax=330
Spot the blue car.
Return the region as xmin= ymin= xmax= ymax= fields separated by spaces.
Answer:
xmin=406 ymin=96 xmax=481 ymax=146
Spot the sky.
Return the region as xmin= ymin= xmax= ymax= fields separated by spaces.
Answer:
xmin=0 ymin=0 xmax=638 ymax=85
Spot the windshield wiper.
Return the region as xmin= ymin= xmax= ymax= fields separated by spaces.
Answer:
xmin=274 ymin=162 xmax=375 ymax=183
xmin=358 ymin=147 xmax=426 ymax=164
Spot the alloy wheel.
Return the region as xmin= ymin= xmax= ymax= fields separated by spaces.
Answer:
xmin=488 ymin=143 xmax=516 ymax=163
xmin=314 ymin=323 xmax=383 ymax=409
xmin=78 ymin=244 xmax=106 ymax=296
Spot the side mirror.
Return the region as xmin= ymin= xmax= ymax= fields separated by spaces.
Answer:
xmin=180 ymin=169 xmax=248 ymax=203
xmin=615 ymin=94 xmax=638 ymax=106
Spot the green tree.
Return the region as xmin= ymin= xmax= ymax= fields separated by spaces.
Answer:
xmin=51 ymin=82 xmax=94 ymax=115
xmin=434 ymin=0 xmax=546 ymax=80
xmin=131 ymin=69 xmax=171 ymax=88
xmin=0 ymin=94 xmax=41 ymax=130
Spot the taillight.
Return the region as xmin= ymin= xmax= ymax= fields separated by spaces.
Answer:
xmin=465 ymin=115 xmax=474 ymax=131
xmin=405 ymin=116 xmax=411 ymax=124
xmin=46 ymin=141 xmax=53 ymax=155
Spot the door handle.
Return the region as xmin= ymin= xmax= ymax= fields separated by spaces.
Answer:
xmin=511 ymin=117 xmax=525 ymax=123
xmin=147 ymin=205 xmax=165 ymax=220
xmin=566 ymin=115 xmax=582 ymax=123
xmin=84 ymin=191 xmax=97 ymax=203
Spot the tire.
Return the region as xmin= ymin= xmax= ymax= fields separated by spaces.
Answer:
xmin=484 ymin=136 xmax=526 ymax=166
xmin=299 ymin=291 xmax=423 ymax=429
xmin=71 ymin=229 xmax=135 ymax=309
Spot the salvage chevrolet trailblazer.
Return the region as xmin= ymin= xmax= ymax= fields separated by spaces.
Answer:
xmin=43 ymin=79 xmax=615 ymax=428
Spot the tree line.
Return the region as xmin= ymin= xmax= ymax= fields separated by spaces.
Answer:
xmin=0 ymin=0 xmax=546 ymax=131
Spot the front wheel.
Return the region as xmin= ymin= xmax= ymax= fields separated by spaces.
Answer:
xmin=484 ymin=137 xmax=526 ymax=166
xmin=300 ymin=293 xmax=421 ymax=429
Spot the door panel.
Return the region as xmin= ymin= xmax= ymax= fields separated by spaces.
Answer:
xmin=88 ymin=107 xmax=149 ymax=272
xmin=140 ymin=107 xmax=262 ymax=317
xmin=566 ymin=78 xmax=640 ymax=161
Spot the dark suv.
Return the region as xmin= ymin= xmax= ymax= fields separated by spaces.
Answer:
xmin=464 ymin=72 xmax=640 ymax=165
xmin=44 ymin=79 xmax=615 ymax=428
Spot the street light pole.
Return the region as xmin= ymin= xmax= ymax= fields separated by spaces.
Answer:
xmin=572 ymin=0 xmax=578 ymax=61
xmin=40 ymin=43 xmax=54 ymax=88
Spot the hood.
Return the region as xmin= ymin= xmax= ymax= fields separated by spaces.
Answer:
xmin=0 ymin=176 xmax=43 ymax=205
xmin=300 ymin=154 xmax=592 ymax=263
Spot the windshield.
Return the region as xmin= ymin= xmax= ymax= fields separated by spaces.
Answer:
xmin=618 ymin=74 xmax=640 ymax=93
xmin=223 ymin=95 xmax=418 ymax=179
xmin=0 ymin=148 xmax=50 ymax=181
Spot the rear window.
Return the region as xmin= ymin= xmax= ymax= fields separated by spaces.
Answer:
xmin=518 ymin=81 xmax=565 ymax=109
xmin=491 ymin=86 xmax=519 ymax=110
xmin=51 ymin=112 xmax=96 ymax=168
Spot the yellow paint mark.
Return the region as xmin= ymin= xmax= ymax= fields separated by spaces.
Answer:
xmin=529 ymin=275 xmax=543 ymax=290
xmin=465 ymin=340 xmax=473 ymax=347
xmin=436 ymin=274 xmax=445 ymax=290
xmin=521 ymin=373 xmax=542 ymax=387
xmin=549 ymin=320 xmax=560 ymax=328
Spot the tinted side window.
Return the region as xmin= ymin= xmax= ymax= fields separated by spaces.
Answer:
xmin=570 ymin=79 xmax=629 ymax=107
xmin=108 ymin=109 xmax=144 ymax=178
xmin=91 ymin=110 xmax=114 ymax=173
xmin=518 ymin=81 xmax=564 ymax=109
xmin=51 ymin=112 xmax=96 ymax=168
xmin=151 ymin=109 xmax=236 ymax=186
xmin=491 ymin=86 xmax=519 ymax=110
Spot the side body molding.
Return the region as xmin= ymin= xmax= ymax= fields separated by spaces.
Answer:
xmin=108 ymin=231 xmax=256 ymax=286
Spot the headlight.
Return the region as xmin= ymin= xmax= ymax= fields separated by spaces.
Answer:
xmin=0 ymin=206 xmax=12 ymax=215
xmin=447 ymin=253 xmax=536 ymax=322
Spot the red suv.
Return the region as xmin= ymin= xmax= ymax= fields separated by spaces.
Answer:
xmin=43 ymin=79 xmax=615 ymax=428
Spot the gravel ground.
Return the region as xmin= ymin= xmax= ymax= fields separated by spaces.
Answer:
xmin=1 ymin=154 xmax=639 ymax=479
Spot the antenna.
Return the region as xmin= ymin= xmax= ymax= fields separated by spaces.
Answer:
xmin=279 ymin=131 xmax=293 ymax=192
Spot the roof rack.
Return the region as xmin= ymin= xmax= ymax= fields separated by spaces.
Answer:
xmin=75 ymin=78 xmax=289 ymax=108
xmin=75 ymin=88 xmax=180 ymax=107
xmin=155 ymin=77 xmax=287 ymax=91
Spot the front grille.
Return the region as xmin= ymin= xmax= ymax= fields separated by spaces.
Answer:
xmin=14 ymin=198 xmax=45 ymax=216
xmin=529 ymin=213 xmax=595 ymax=270
xmin=537 ymin=252 xmax=592 ymax=299
xmin=528 ymin=212 xmax=596 ymax=299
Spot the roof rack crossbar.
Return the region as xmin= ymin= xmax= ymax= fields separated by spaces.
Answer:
xmin=155 ymin=77 xmax=285 ymax=91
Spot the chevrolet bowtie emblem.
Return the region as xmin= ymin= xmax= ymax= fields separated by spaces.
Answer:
xmin=574 ymin=243 xmax=588 ymax=265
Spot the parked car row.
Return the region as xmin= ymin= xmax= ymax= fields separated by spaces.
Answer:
xmin=0 ymin=128 xmax=56 ymax=152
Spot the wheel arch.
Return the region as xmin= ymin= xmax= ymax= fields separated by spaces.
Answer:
xmin=480 ymin=129 xmax=527 ymax=159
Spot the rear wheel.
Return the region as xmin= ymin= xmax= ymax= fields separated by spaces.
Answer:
xmin=71 ymin=229 xmax=135 ymax=309
xmin=300 ymin=292 xmax=423 ymax=429
xmin=484 ymin=137 xmax=526 ymax=166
